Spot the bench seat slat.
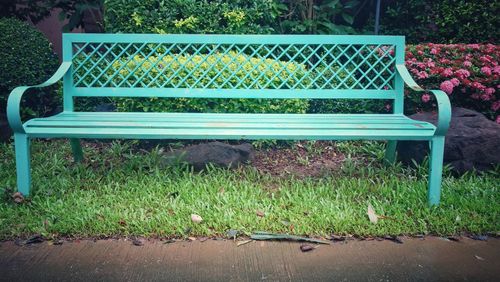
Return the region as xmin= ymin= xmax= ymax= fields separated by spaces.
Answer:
xmin=24 ymin=127 xmax=435 ymax=140
xmin=24 ymin=112 xmax=435 ymax=140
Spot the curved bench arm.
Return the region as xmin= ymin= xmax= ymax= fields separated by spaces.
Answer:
xmin=396 ymin=64 xmax=452 ymax=136
xmin=7 ymin=62 xmax=72 ymax=133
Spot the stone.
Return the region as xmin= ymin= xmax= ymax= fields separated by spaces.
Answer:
xmin=397 ymin=107 xmax=500 ymax=174
xmin=164 ymin=141 xmax=254 ymax=170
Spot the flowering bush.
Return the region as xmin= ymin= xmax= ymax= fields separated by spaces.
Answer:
xmin=405 ymin=43 xmax=499 ymax=123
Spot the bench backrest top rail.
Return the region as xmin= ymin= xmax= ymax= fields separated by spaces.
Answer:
xmin=63 ymin=34 xmax=405 ymax=99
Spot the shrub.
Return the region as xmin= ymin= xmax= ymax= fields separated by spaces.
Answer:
xmin=103 ymin=52 xmax=310 ymax=113
xmin=0 ymin=17 xmax=60 ymax=117
xmin=404 ymin=43 xmax=499 ymax=122
xmin=104 ymin=0 xmax=275 ymax=34
xmin=381 ymin=0 xmax=499 ymax=43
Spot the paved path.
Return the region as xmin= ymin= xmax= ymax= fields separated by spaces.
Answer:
xmin=0 ymin=237 xmax=499 ymax=281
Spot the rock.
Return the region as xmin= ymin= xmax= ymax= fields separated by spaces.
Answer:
xmin=164 ymin=141 xmax=254 ymax=170
xmin=0 ymin=113 xmax=12 ymax=142
xmin=397 ymin=107 xmax=500 ymax=174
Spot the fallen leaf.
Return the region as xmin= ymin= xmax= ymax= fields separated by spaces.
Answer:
xmin=12 ymin=192 xmax=24 ymax=204
xmin=251 ymin=232 xmax=330 ymax=244
xmin=52 ymin=239 xmax=63 ymax=245
xmin=256 ymin=210 xmax=265 ymax=217
xmin=330 ymin=235 xmax=346 ymax=242
xmin=132 ymin=238 xmax=144 ymax=246
xmin=25 ymin=234 xmax=44 ymax=245
xmin=188 ymin=237 xmax=196 ymax=241
xmin=475 ymin=255 xmax=485 ymax=261
xmin=237 ymin=240 xmax=253 ymax=247
xmin=384 ymin=235 xmax=403 ymax=244
xmin=447 ymin=236 xmax=460 ymax=242
xmin=199 ymin=237 xmax=209 ymax=242
xmin=163 ymin=239 xmax=176 ymax=244
xmin=367 ymin=203 xmax=378 ymax=224
xmin=118 ymin=219 xmax=127 ymax=226
xmin=191 ymin=214 xmax=203 ymax=224
xmin=300 ymin=244 xmax=315 ymax=252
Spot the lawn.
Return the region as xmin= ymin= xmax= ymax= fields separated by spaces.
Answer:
xmin=0 ymin=140 xmax=498 ymax=240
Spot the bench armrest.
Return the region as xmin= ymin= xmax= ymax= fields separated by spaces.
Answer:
xmin=7 ymin=62 xmax=72 ymax=133
xmin=396 ymin=64 xmax=451 ymax=136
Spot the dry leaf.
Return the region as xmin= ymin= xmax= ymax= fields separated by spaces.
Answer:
xmin=188 ymin=237 xmax=196 ymax=241
xmin=237 ymin=240 xmax=253 ymax=247
xmin=256 ymin=210 xmax=265 ymax=217
xmin=191 ymin=214 xmax=203 ymax=223
xmin=367 ymin=203 xmax=378 ymax=224
xmin=132 ymin=238 xmax=144 ymax=246
xmin=475 ymin=255 xmax=485 ymax=261
xmin=300 ymin=244 xmax=315 ymax=252
xmin=12 ymin=192 xmax=24 ymax=204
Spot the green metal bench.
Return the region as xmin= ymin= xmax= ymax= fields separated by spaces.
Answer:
xmin=7 ymin=34 xmax=451 ymax=205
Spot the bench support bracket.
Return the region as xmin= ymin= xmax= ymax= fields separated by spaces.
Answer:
xmin=14 ymin=133 xmax=31 ymax=196
xmin=70 ymin=139 xmax=84 ymax=162
xmin=428 ymin=136 xmax=445 ymax=206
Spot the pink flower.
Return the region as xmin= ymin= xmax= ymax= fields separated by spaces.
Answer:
xmin=450 ymin=78 xmax=460 ymax=86
xmin=481 ymin=66 xmax=492 ymax=76
xmin=421 ymin=94 xmax=431 ymax=103
xmin=440 ymin=80 xmax=454 ymax=95
xmin=417 ymin=71 xmax=429 ymax=79
xmin=485 ymin=87 xmax=495 ymax=95
xmin=463 ymin=60 xmax=472 ymax=67
xmin=480 ymin=55 xmax=493 ymax=64
xmin=480 ymin=94 xmax=491 ymax=101
xmin=492 ymin=101 xmax=500 ymax=111
xmin=468 ymin=44 xmax=480 ymax=50
xmin=430 ymin=48 xmax=439 ymax=55
xmin=471 ymin=82 xmax=486 ymax=91
xmin=441 ymin=68 xmax=453 ymax=77
xmin=455 ymin=69 xmax=470 ymax=79
xmin=496 ymin=116 xmax=500 ymax=124
xmin=493 ymin=66 xmax=500 ymax=75
xmin=417 ymin=50 xmax=424 ymax=56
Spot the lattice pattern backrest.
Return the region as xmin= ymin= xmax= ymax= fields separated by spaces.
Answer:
xmin=65 ymin=34 xmax=402 ymax=92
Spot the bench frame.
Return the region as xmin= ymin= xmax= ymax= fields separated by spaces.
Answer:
xmin=7 ymin=34 xmax=451 ymax=206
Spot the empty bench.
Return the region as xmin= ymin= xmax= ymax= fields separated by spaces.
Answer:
xmin=7 ymin=34 xmax=451 ymax=205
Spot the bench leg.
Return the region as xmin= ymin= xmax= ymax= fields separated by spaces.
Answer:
xmin=14 ymin=133 xmax=31 ymax=196
xmin=70 ymin=139 xmax=84 ymax=162
xmin=428 ymin=136 xmax=445 ymax=206
xmin=384 ymin=140 xmax=398 ymax=164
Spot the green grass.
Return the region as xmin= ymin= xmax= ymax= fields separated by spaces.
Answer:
xmin=0 ymin=140 xmax=498 ymax=239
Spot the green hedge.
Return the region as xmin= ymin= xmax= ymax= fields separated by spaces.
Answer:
xmin=381 ymin=0 xmax=499 ymax=43
xmin=107 ymin=53 xmax=310 ymax=113
xmin=104 ymin=0 xmax=274 ymax=34
xmin=0 ymin=18 xmax=60 ymax=117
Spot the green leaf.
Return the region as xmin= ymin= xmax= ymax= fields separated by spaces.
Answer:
xmin=342 ymin=13 xmax=354 ymax=25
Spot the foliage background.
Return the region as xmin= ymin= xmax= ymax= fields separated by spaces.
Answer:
xmin=0 ymin=18 xmax=60 ymax=117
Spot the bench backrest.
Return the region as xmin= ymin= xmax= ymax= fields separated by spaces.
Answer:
xmin=62 ymin=34 xmax=405 ymax=112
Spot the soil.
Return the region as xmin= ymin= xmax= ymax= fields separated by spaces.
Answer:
xmin=251 ymin=141 xmax=347 ymax=178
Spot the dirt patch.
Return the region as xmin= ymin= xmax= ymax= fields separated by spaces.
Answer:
xmin=252 ymin=141 xmax=346 ymax=178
